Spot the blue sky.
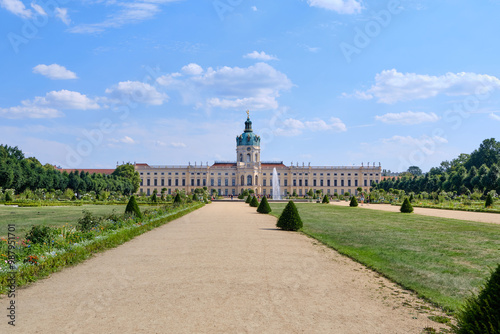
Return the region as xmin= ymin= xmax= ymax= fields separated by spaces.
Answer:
xmin=1 ymin=0 xmax=500 ymax=172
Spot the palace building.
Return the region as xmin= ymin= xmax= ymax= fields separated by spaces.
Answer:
xmin=135 ymin=113 xmax=382 ymax=197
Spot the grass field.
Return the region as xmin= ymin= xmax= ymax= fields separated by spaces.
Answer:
xmin=269 ymin=202 xmax=500 ymax=312
xmin=0 ymin=204 xmax=161 ymax=237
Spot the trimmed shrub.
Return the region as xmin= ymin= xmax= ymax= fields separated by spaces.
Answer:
xmin=125 ymin=195 xmax=142 ymax=218
xmin=25 ymin=225 xmax=54 ymax=244
xmin=276 ymin=201 xmax=303 ymax=231
xmin=349 ymin=196 xmax=358 ymax=207
xmin=485 ymin=194 xmax=494 ymax=208
xmin=192 ymin=193 xmax=198 ymax=201
xmin=400 ymin=197 xmax=414 ymax=213
xmin=409 ymin=194 xmax=414 ymax=203
xmin=173 ymin=193 xmax=182 ymax=204
xmin=322 ymin=195 xmax=330 ymax=204
xmin=151 ymin=192 xmax=158 ymax=203
xmin=245 ymin=195 xmax=252 ymax=203
xmin=5 ymin=192 xmax=13 ymax=202
xmin=250 ymin=196 xmax=259 ymax=207
xmin=257 ymin=196 xmax=272 ymax=214
xmin=452 ymin=264 xmax=500 ymax=334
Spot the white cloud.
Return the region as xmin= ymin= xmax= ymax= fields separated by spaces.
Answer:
xmin=0 ymin=106 xmax=62 ymax=119
xmin=55 ymin=7 xmax=70 ymax=25
xmin=105 ymin=81 xmax=168 ymax=105
xmin=307 ymin=0 xmax=363 ymax=14
xmin=33 ymin=64 xmax=77 ymax=80
xmin=0 ymin=0 xmax=32 ymax=18
xmin=489 ymin=113 xmax=500 ymax=121
xmin=121 ymin=136 xmax=135 ymax=144
xmin=375 ymin=111 xmax=440 ymax=125
xmin=251 ymin=6 xmax=257 ymax=11
xmin=383 ymin=134 xmax=448 ymax=148
xmin=31 ymin=2 xmax=46 ymax=15
xmin=243 ymin=51 xmax=278 ymax=61
xmin=351 ymin=69 xmax=500 ymax=104
xmin=157 ymin=62 xmax=293 ymax=111
xmin=25 ymin=90 xmax=100 ymax=110
xmin=275 ymin=117 xmax=346 ymax=136
xmin=170 ymin=142 xmax=187 ymax=148
xmin=181 ymin=63 xmax=203 ymax=75
xmin=69 ymin=0 xmax=182 ymax=33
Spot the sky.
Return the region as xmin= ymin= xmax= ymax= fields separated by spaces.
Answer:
xmin=1 ymin=0 xmax=500 ymax=172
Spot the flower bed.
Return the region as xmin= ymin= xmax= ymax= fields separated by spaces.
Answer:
xmin=0 ymin=202 xmax=203 ymax=293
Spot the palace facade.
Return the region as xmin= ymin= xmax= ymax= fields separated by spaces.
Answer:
xmin=135 ymin=115 xmax=381 ymax=197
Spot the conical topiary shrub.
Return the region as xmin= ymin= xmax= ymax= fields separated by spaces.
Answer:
xmin=173 ymin=193 xmax=182 ymax=204
xmin=250 ymin=196 xmax=259 ymax=207
xmin=322 ymin=194 xmax=330 ymax=204
xmin=192 ymin=193 xmax=198 ymax=201
xmin=257 ymin=196 xmax=272 ymax=214
xmin=409 ymin=194 xmax=414 ymax=203
xmin=276 ymin=201 xmax=303 ymax=231
xmin=485 ymin=193 xmax=494 ymax=208
xmin=125 ymin=195 xmax=142 ymax=218
xmin=400 ymin=197 xmax=414 ymax=213
xmin=5 ymin=192 xmax=13 ymax=202
xmin=349 ymin=196 xmax=358 ymax=207
xmin=452 ymin=264 xmax=500 ymax=334
xmin=245 ymin=195 xmax=252 ymax=203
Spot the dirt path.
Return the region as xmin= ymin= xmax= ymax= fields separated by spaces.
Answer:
xmin=1 ymin=203 xmax=447 ymax=333
xmin=330 ymin=201 xmax=500 ymax=224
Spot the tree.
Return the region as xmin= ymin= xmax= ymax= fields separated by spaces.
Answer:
xmin=250 ymin=196 xmax=259 ymax=207
xmin=112 ymin=163 xmax=141 ymax=194
xmin=151 ymin=189 xmax=158 ymax=203
xmin=407 ymin=166 xmax=423 ymax=176
xmin=192 ymin=193 xmax=198 ymax=201
xmin=400 ymin=198 xmax=413 ymax=213
xmin=276 ymin=201 xmax=303 ymax=231
xmin=257 ymin=196 xmax=272 ymax=213
xmin=173 ymin=193 xmax=182 ymax=204
xmin=322 ymin=194 xmax=330 ymax=204
xmin=485 ymin=193 xmax=494 ymax=208
xmin=5 ymin=191 xmax=13 ymax=202
xmin=125 ymin=195 xmax=142 ymax=218
xmin=245 ymin=195 xmax=252 ymax=203
xmin=307 ymin=189 xmax=314 ymax=197
xmin=349 ymin=196 xmax=358 ymax=207
xmin=452 ymin=264 xmax=500 ymax=334
xmin=465 ymin=138 xmax=500 ymax=170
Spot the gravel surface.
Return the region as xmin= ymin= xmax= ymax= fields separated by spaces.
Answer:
xmin=1 ymin=202 xmax=447 ymax=333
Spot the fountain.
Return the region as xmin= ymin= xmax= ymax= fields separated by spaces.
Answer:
xmin=272 ymin=167 xmax=282 ymax=200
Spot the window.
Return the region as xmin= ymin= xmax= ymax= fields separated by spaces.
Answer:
xmin=348 ymin=180 xmax=351 ymax=187
xmin=299 ymin=179 xmax=302 ymax=186
xmin=255 ymin=175 xmax=258 ymax=185
xmin=334 ymin=180 xmax=337 ymax=187
xmin=203 ymin=179 xmax=206 ymax=186
xmin=355 ymin=180 xmax=358 ymax=187
xmin=218 ymin=179 xmax=221 ymax=186
xmin=293 ymin=180 xmax=297 ymax=186
xmin=247 ymin=175 xmax=252 ymax=186
xmin=320 ymin=179 xmax=323 ymax=187
xmin=211 ymin=179 xmax=214 ymax=186
xmin=241 ymin=175 xmax=244 ymax=186
xmin=284 ymin=179 xmax=288 ymax=186
xmin=154 ymin=179 xmax=157 ymax=186
xmin=191 ymin=179 xmax=194 ymax=186
xmin=147 ymin=189 xmax=150 ymax=195
xmin=364 ymin=179 xmax=367 ymax=186
xmin=327 ymin=180 xmax=330 ymax=187
xmin=246 ymin=154 xmax=251 ymax=162
xmin=168 ymin=179 xmax=172 ymax=186
xmin=140 ymin=179 xmax=143 ymax=186
xmin=225 ymin=179 xmax=228 ymax=186
xmin=263 ymin=179 xmax=267 ymax=186
xmin=147 ymin=179 xmax=150 ymax=186
xmin=197 ymin=179 xmax=201 ymax=186
xmin=161 ymin=179 xmax=164 ymax=186
xmin=175 ymin=179 xmax=179 ymax=186
xmin=341 ymin=180 xmax=344 ymax=187
xmin=313 ymin=179 xmax=317 ymax=187
xmin=182 ymin=179 xmax=185 ymax=186
xmin=305 ymin=179 xmax=308 ymax=187
xmin=239 ymin=154 xmax=243 ymax=162
xmin=232 ymin=179 xmax=236 ymax=186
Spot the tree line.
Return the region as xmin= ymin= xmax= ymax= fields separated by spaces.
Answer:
xmin=375 ymin=138 xmax=500 ymax=196
xmin=0 ymin=145 xmax=139 ymax=196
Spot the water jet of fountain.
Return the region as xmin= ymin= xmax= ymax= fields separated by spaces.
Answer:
xmin=272 ymin=167 xmax=282 ymax=200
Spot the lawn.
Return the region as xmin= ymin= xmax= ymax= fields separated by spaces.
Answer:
xmin=0 ymin=204 xmax=160 ymax=237
xmin=269 ymin=202 xmax=500 ymax=312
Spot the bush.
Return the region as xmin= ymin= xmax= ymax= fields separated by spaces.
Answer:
xmin=452 ymin=264 xmax=500 ymax=334
xmin=245 ymin=195 xmax=252 ymax=203
xmin=485 ymin=194 xmax=494 ymax=208
xmin=322 ymin=195 xmax=330 ymax=204
xmin=400 ymin=197 xmax=414 ymax=213
xmin=77 ymin=210 xmax=101 ymax=232
xmin=349 ymin=196 xmax=358 ymax=207
xmin=125 ymin=195 xmax=142 ymax=218
xmin=25 ymin=225 xmax=54 ymax=244
xmin=5 ymin=192 xmax=13 ymax=202
xmin=276 ymin=201 xmax=303 ymax=231
xmin=192 ymin=193 xmax=198 ymax=201
xmin=257 ymin=196 xmax=272 ymax=214
xmin=250 ymin=196 xmax=259 ymax=207
xmin=409 ymin=194 xmax=414 ymax=203
xmin=173 ymin=193 xmax=182 ymax=204
xmin=151 ymin=192 xmax=158 ymax=203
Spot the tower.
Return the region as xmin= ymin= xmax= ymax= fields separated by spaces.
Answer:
xmin=236 ymin=111 xmax=261 ymax=191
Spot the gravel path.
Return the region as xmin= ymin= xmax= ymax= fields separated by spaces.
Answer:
xmin=330 ymin=201 xmax=500 ymax=224
xmin=1 ymin=202 xmax=447 ymax=333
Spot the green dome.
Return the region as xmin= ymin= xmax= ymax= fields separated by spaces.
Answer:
xmin=236 ymin=116 xmax=260 ymax=146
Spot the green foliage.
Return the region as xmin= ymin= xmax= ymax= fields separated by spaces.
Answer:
xmin=173 ymin=193 xmax=182 ymax=204
xmin=192 ymin=193 xmax=198 ymax=201
xmin=322 ymin=194 xmax=330 ymax=204
xmin=452 ymin=264 xmax=500 ymax=334
xmin=242 ymin=189 xmax=249 ymax=197
xmin=125 ymin=195 xmax=142 ymax=218
xmin=245 ymin=195 xmax=252 ymax=203
xmin=344 ymin=192 xmax=350 ymax=197
xmin=77 ymin=210 xmax=101 ymax=232
xmin=257 ymin=196 xmax=272 ymax=214
xmin=112 ymin=163 xmax=141 ymax=193
xmin=276 ymin=201 xmax=303 ymax=231
xmin=400 ymin=197 xmax=414 ymax=213
xmin=292 ymin=190 xmax=297 ymax=197
xmin=349 ymin=196 xmax=358 ymax=207
xmin=25 ymin=225 xmax=54 ymax=244
xmin=307 ymin=189 xmax=314 ymax=197
xmin=485 ymin=193 xmax=494 ymax=208
xmin=250 ymin=196 xmax=259 ymax=207
xmin=237 ymin=193 xmax=244 ymax=199
xmin=150 ymin=192 xmax=158 ymax=203
xmin=409 ymin=193 xmax=414 ymax=202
